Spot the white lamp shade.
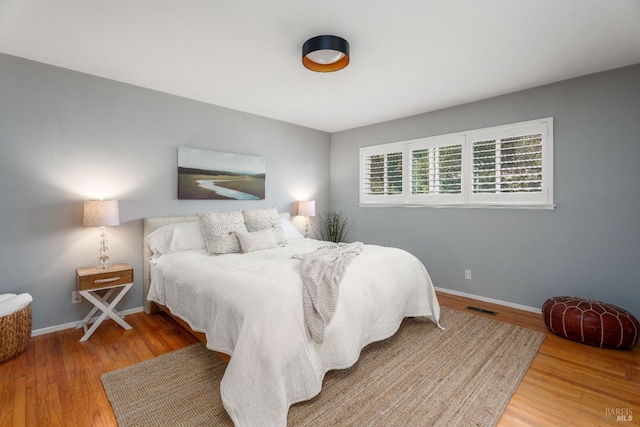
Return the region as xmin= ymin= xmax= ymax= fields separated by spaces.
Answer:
xmin=83 ymin=200 xmax=120 ymax=227
xmin=297 ymin=200 xmax=316 ymax=217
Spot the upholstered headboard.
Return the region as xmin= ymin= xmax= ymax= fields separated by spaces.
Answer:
xmin=142 ymin=215 xmax=197 ymax=314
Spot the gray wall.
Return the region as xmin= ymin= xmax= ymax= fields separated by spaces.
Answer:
xmin=3 ymin=50 xmax=638 ymax=330
xmin=0 ymin=53 xmax=330 ymax=330
xmin=330 ymin=64 xmax=640 ymax=317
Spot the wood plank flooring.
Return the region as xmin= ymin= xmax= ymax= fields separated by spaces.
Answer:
xmin=1 ymin=292 xmax=638 ymax=426
xmin=437 ymin=293 xmax=640 ymax=426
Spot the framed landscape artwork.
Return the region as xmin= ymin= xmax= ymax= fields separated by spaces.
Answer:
xmin=178 ymin=147 xmax=266 ymax=200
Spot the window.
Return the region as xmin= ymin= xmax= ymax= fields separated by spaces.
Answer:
xmin=361 ymin=142 xmax=405 ymax=202
xmin=408 ymin=135 xmax=464 ymax=204
xmin=359 ymin=117 xmax=554 ymax=208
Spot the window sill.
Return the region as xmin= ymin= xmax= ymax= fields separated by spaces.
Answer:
xmin=358 ymin=202 xmax=556 ymax=210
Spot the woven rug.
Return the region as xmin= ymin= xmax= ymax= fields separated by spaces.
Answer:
xmin=101 ymin=307 xmax=545 ymax=426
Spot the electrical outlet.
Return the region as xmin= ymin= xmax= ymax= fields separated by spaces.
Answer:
xmin=72 ymin=291 xmax=82 ymax=304
xmin=464 ymin=269 xmax=472 ymax=281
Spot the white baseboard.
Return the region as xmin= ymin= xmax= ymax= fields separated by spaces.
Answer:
xmin=31 ymin=306 xmax=144 ymax=337
xmin=435 ymin=287 xmax=542 ymax=314
xmin=31 ymin=290 xmax=540 ymax=336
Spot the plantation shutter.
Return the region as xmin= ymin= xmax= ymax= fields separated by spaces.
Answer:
xmin=410 ymin=143 xmax=462 ymax=195
xmin=468 ymin=119 xmax=551 ymax=205
xmin=472 ymin=133 xmax=543 ymax=194
xmin=359 ymin=118 xmax=553 ymax=207
xmin=406 ymin=135 xmax=464 ymax=204
xmin=360 ymin=143 xmax=405 ymax=203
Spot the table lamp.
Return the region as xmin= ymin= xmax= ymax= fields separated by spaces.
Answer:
xmin=83 ymin=200 xmax=119 ymax=269
xmin=297 ymin=200 xmax=316 ymax=238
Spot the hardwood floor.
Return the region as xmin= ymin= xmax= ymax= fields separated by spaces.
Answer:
xmin=437 ymin=293 xmax=640 ymax=426
xmin=1 ymin=292 xmax=638 ymax=426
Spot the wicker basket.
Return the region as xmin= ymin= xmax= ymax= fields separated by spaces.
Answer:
xmin=0 ymin=304 xmax=32 ymax=363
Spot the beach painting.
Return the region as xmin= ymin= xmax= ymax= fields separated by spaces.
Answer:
xmin=178 ymin=147 xmax=265 ymax=200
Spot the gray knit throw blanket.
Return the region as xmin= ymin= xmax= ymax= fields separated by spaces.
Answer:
xmin=294 ymin=242 xmax=364 ymax=344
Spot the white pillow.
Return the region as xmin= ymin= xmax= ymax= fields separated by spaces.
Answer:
xmin=197 ymin=211 xmax=248 ymax=255
xmin=145 ymin=221 xmax=206 ymax=256
xmin=236 ymin=228 xmax=279 ymax=253
xmin=279 ymin=214 xmax=304 ymax=241
xmin=242 ymin=208 xmax=287 ymax=245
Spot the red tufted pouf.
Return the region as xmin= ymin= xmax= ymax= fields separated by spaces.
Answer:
xmin=542 ymin=296 xmax=639 ymax=349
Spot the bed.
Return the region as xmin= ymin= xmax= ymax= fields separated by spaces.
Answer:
xmin=143 ymin=209 xmax=442 ymax=427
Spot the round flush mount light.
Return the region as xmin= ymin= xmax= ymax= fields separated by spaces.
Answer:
xmin=302 ymin=35 xmax=350 ymax=72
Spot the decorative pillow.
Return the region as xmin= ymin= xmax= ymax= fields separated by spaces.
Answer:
xmin=197 ymin=211 xmax=247 ymax=255
xmin=236 ymin=228 xmax=279 ymax=254
xmin=145 ymin=221 xmax=206 ymax=256
xmin=279 ymin=213 xmax=305 ymax=241
xmin=242 ymin=208 xmax=287 ymax=245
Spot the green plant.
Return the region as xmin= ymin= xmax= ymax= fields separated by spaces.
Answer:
xmin=315 ymin=210 xmax=353 ymax=243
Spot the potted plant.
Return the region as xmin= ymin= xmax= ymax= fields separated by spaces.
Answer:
xmin=314 ymin=210 xmax=353 ymax=243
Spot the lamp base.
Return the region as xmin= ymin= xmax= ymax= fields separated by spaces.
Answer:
xmin=97 ymin=256 xmax=112 ymax=269
xmin=97 ymin=227 xmax=112 ymax=269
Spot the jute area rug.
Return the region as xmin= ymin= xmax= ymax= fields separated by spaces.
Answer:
xmin=101 ymin=307 xmax=545 ymax=426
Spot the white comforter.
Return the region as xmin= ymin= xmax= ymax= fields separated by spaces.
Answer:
xmin=147 ymin=239 xmax=441 ymax=427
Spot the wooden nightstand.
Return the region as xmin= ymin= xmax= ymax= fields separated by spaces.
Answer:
xmin=75 ymin=263 xmax=134 ymax=342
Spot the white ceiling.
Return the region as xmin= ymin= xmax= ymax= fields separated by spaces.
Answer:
xmin=1 ymin=0 xmax=639 ymax=133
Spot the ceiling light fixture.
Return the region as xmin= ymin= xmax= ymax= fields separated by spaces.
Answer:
xmin=302 ymin=35 xmax=350 ymax=72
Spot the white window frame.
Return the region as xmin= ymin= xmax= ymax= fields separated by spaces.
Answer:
xmin=360 ymin=141 xmax=406 ymax=204
xmin=358 ymin=117 xmax=554 ymax=209
xmin=407 ymin=134 xmax=465 ymax=204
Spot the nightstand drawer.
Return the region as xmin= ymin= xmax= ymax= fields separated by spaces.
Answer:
xmin=76 ymin=263 xmax=134 ymax=291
